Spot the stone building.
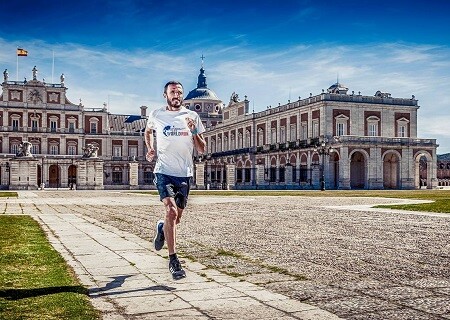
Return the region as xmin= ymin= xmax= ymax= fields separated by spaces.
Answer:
xmin=0 ymin=66 xmax=148 ymax=190
xmin=195 ymin=70 xmax=438 ymax=190
xmin=0 ymin=65 xmax=439 ymax=190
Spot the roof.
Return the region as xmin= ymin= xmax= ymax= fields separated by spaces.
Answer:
xmin=185 ymin=87 xmax=220 ymax=101
xmin=108 ymin=114 xmax=147 ymax=133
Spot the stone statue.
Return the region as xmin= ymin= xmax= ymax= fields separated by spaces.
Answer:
xmin=60 ymin=73 xmax=65 ymax=86
xmin=82 ymin=143 xmax=99 ymax=158
xmin=16 ymin=141 xmax=33 ymax=157
xmin=3 ymin=69 xmax=8 ymax=82
xmin=32 ymin=66 xmax=38 ymax=80
xmin=230 ymin=92 xmax=240 ymax=103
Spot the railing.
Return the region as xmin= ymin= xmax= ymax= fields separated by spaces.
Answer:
xmin=336 ymin=135 xmax=437 ymax=146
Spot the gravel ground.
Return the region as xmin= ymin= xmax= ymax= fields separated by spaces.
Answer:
xmin=9 ymin=191 xmax=450 ymax=319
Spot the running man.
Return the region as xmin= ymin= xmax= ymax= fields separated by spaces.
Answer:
xmin=144 ymin=80 xmax=206 ymax=280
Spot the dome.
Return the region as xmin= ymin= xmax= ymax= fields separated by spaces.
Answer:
xmin=185 ymin=87 xmax=220 ymax=100
xmin=184 ymin=66 xmax=220 ymax=101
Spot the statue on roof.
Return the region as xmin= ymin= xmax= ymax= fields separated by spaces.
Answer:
xmin=230 ymin=92 xmax=240 ymax=103
xmin=3 ymin=69 xmax=8 ymax=82
xmin=60 ymin=73 xmax=65 ymax=86
xmin=32 ymin=66 xmax=38 ymax=80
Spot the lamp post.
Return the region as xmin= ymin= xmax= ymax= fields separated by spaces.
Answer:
xmin=314 ymin=138 xmax=333 ymax=191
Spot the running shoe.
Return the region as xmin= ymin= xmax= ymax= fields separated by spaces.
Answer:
xmin=169 ymin=258 xmax=186 ymax=280
xmin=154 ymin=220 xmax=165 ymax=251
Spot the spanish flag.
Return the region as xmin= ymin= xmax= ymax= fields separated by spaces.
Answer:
xmin=17 ymin=48 xmax=28 ymax=56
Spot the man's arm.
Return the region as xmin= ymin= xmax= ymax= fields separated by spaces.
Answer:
xmin=144 ymin=126 xmax=155 ymax=161
xmin=186 ymin=117 xmax=206 ymax=154
xmin=192 ymin=133 xmax=206 ymax=154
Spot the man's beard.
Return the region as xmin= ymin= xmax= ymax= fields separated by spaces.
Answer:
xmin=167 ymin=97 xmax=182 ymax=108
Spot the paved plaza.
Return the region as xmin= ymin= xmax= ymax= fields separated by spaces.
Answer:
xmin=1 ymin=190 xmax=450 ymax=319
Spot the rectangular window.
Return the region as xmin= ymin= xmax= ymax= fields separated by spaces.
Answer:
xmin=31 ymin=120 xmax=38 ymax=132
xmin=68 ymin=145 xmax=77 ymax=155
xmin=50 ymin=120 xmax=57 ymax=132
xmin=90 ymin=122 xmax=97 ymax=134
xmin=31 ymin=144 xmax=39 ymax=154
xmin=336 ymin=123 xmax=344 ymax=136
xmin=12 ymin=119 xmax=19 ymax=131
xmin=312 ymin=121 xmax=319 ymax=138
xmin=290 ymin=125 xmax=296 ymax=141
xmin=398 ymin=125 xmax=406 ymax=137
xmin=129 ymin=146 xmax=138 ymax=157
xmin=113 ymin=146 xmax=122 ymax=158
xmin=271 ymin=128 xmax=276 ymax=144
xmin=50 ymin=145 xmax=59 ymax=155
xmin=368 ymin=123 xmax=377 ymax=136
xmin=68 ymin=122 xmax=75 ymax=133
xmin=301 ymin=123 xmax=307 ymax=140
xmin=280 ymin=127 xmax=286 ymax=143
xmin=11 ymin=144 xmax=19 ymax=154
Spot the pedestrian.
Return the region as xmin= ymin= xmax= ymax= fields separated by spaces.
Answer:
xmin=144 ymin=80 xmax=206 ymax=280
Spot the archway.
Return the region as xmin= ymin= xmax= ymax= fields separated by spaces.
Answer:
xmin=350 ymin=151 xmax=366 ymax=189
xmin=415 ymin=152 xmax=432 ymax=189
xmin=383 ymin=152 xmax=400 ymax=189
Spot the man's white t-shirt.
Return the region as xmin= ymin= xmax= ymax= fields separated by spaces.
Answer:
xmin=147 ymin=106 xmax=205 ymax=177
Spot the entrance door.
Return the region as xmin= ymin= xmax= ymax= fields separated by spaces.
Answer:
xmin=68 ymin=164 xmax=77 ymax=188
xmin=48 ymin=164 xmax=60 ymax=188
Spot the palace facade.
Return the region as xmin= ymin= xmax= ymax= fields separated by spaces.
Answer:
xmin=0 ymin=65 xmax=439 ymax=190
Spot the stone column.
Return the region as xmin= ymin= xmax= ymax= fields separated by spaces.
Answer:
xmin=256 ymin=164 xmax=265 ymax=185
xmin=285 ymin=164 xmax=293 ymax=185
xmin=226 ymin=164 xmax=236 ymax=190
xmin=129 ymin=162 xmax=139 ymax=190
xmin=195 ymin=162 xmax=205 ymax=189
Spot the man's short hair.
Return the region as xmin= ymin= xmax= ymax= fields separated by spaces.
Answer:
xmin=164 ymin=81 xmax=183 ymax=94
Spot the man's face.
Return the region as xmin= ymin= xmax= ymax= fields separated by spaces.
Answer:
xmin=165 ymin=84 xmax=183 ymax=108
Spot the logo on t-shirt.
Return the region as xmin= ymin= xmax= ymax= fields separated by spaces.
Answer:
xmin=163 ymin=125 xmax=189 ymax=137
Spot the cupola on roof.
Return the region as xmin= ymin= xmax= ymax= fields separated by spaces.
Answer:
xmin=185 ymin=66 xmax=220 ymax=101
xmin=327 ymin=81 xmax=349 ymax=94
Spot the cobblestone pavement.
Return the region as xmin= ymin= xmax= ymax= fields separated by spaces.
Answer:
xmin=3 ymin=190 xmax=450 ymax=319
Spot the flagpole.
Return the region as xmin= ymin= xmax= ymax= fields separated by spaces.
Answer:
xmin=52 ymin=50 xmax=54 ymax=83
xmin=16 ymin=47 xmax=19 ymax=81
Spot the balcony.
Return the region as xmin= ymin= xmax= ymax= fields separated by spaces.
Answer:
xmin=336 ymin=135 xmax=437 ymax=146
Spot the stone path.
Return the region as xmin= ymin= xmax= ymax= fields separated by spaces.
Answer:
xmin=2 ymin=190 xmax=450 ymax=319
xmin=2 ymin=191 xmax=340 ymax=320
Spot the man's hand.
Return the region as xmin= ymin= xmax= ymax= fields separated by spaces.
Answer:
xmin=186 ymin=117 xmax=196 ymax=133
xmin=146 ymin=149 xmax=155 ymax=162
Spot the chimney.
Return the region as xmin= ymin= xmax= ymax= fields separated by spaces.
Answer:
xmin=140 ymin=106 xmax=147 ymax=117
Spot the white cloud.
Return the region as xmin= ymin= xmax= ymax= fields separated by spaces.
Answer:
xmin=1 ymin=38 xmax=449 ymax=153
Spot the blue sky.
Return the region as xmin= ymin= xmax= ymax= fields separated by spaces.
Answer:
xmin=1 ymin=0 xmax=450 ymax=153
